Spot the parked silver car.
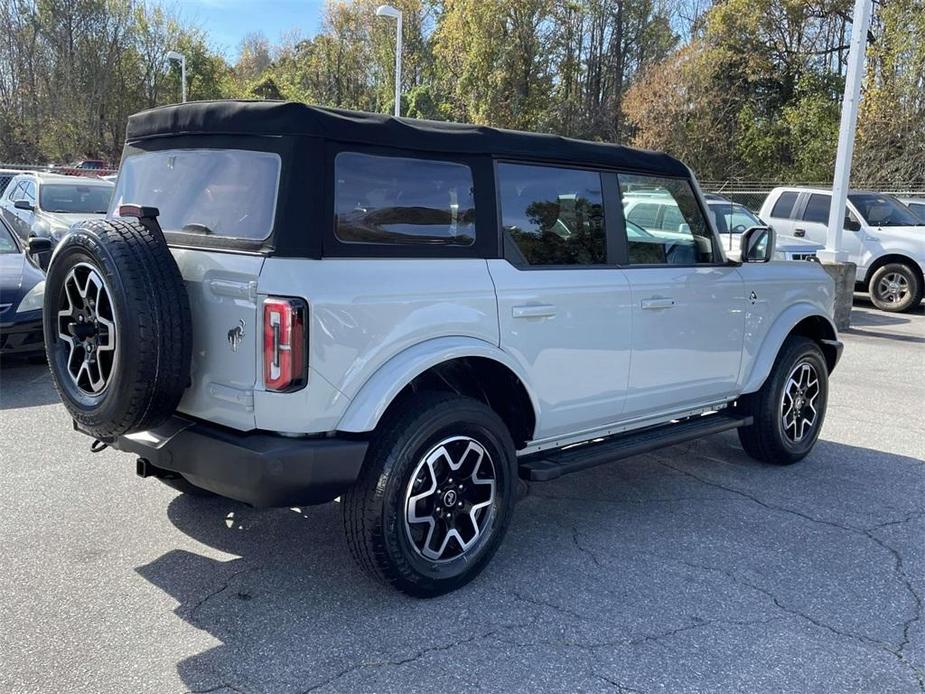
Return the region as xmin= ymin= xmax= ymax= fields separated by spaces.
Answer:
xmin=0 ymin=172 xmax=113 ymax=242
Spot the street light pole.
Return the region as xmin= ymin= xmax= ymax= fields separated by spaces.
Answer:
xmin=166 ymin=51 xmax=187 ymax=103
xmin=819 ymin=0 xmax=872 ymax=263
xmin=376 ymin=5 xmax=402 ymax=117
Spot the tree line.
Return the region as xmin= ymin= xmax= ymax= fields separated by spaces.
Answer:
xmin=0 ymin=0 xmax=921 ymax=185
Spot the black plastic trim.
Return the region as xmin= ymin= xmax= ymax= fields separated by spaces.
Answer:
xmin=519 ymin=413 xmax=751 ymax=482
xmin=105 ymin=416 xmax=368 ymax=507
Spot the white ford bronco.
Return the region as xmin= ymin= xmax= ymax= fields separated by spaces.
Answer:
xmin=42 ymin=101 xmax=842 ymax=596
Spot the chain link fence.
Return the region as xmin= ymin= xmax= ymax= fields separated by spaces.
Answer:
xmin=699 ymin=180 xmax=925 ymax=212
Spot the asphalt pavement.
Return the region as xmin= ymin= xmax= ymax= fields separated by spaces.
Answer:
xmin=1 ymin=298 xmax=923 ymax=693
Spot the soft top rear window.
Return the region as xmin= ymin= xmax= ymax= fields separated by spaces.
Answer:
xmin=110 ymin=148 xmax=280 ymax=240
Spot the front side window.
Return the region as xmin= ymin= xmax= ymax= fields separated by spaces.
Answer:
xmin=334 ymin=152 xmax=475 ymax=246
xmin=112 ymin=149 xmax=281 ymax=240
xmin=802 ymin=193 xmax=831 ymax=224
xmin=848 ymin=193 xmax=922 ymax=227
xmin=618 ymin=174 xmax=715 ymax=265
xmin=498 ymin=162 xmax=605 ymax=266
xmin=39 ymin=184 xmax=111 ymax=214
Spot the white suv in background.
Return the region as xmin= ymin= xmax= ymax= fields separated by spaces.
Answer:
xmin=703 ymin=195 xmax=823 ymax=261
xmin=624 ymin=192 xmax=823 ymax=262
xmin=760 ymin=187 xmax=925 ymax=312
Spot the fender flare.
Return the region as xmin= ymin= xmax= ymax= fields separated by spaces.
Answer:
xmin=336 ymin=336 xmax=541 ymax=433
xmin=740 ymin=303 xmax=837 ymax=394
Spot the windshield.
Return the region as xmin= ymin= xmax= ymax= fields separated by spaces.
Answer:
xmin=0 ymin=221 xmax=18 ymax=254
xmin=709 ymin=202 xmax=760 ymax=234
xmin=39 ymin=184 xmax=112 ymax=214
xmin=111 ymin=148 xmax=281 ymax=240
xmin=848 ymin=193 xmax=923 ymax=227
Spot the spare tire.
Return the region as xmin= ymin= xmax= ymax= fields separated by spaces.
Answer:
xmin=43 ymin=218 xmax=192 ymax=439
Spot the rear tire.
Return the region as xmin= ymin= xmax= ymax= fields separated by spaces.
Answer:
xmin=342 ymin=392 xmax=517 ymax=597
xmin=868 ymin=263 xmax=922 ymax=313
xmin=737 ymin=336 xmax=829 ymax=465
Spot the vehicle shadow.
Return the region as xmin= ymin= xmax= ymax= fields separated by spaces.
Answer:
xmin=136 ymin=433 xmax=925 ymax=693
xmin=0 ymin=358 xmax=59 ymax=410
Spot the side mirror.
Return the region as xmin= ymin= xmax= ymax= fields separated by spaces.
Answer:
xmin=740 ymin=225 xmax=775 ymax=263
xmin=14 ymin=200 xmax=34 ymax=211
xmin=845 ymin=218 xmax=861 ymax=232
xmin=27 ymin=236 xmax=53 ymax=271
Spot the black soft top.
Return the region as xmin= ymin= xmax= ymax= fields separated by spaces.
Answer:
xmin=126 ymin=100 xmax=689 ymax=178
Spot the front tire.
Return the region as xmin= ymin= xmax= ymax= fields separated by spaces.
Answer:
xmin=342 ymin=392 xmax=517 ymax=597
xmin=868 ymin=263 xmax=922 ymax=313
xmin=737 ymin=336 xmax=829 ymax=465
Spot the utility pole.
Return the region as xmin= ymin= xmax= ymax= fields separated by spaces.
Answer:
xmin=816 ymin=0 xmax=872 ymax=330
xmin=166 ymin=51 xmax=187 ymax=103
xmin=376 ymin=5 xmax=402 ymax=117
xmin=819 ymin=0 xmax=872 ymax=263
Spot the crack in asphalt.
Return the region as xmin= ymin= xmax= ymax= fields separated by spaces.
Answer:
xmin=185 ymin=685 xmax=244 ymax=694
xmin=652 ymin=458 xmax=925 ymax=691
xmin=571 ymin=526 xmax=606 ymax=569
xmin=183 ymin=565 xmax=262 ymax=626
xmin=490 ymin=615 xmax=786 ymax=656
xmin=295 ymin=619 xmax=537 ymax=693
xmin=510 ymin=589 xmax=595 ymax=622
xmin=868 ymin=510 xmax=925 ymax=532
xmin=594 ymin=672 xmax=644 ymax=693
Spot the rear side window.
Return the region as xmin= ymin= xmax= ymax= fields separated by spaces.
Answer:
xmin=334 ymin=152 xmax=475 ymax=246
xmin=802 ymin=193 xmax=831 ymax=223
xmin=770 ymin=191 xmax=798 ymax=219
xmin=618 ymin=174 xmax=715 ymax=265
xmin=497 ymin=162 xmax=605 ymax=266
xmin=112 ymin=149 xmax=281 ymax=240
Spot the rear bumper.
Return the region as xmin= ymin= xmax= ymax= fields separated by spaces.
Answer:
xmin=0 ymin=315 xmax=44 ymax=355
xmin=106 ymin=416 xmax=368 ymax=507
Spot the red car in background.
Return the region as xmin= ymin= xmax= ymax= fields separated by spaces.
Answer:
xmin=53 ymin=160 xmax=115 ymax=177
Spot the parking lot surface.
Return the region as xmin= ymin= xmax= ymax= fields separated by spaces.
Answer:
xmin=1 ymin=300 xmax=923 ymax=694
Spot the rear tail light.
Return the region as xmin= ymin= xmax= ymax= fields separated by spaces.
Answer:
xmin=263 ymin=297 xmax=307 ymax=392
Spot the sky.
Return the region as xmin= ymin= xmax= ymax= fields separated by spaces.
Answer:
xmin=172 ymin=0 xmax=328 ymax=59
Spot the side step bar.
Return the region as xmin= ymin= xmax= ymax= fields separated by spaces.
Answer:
xmin=519 ymin=412 xmax=752 ymax=482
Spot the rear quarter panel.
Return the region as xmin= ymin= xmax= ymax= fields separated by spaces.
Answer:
xmin=255 ymin=258 xmax=499 ymax=434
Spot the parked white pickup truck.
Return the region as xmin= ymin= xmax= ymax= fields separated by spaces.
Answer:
xmin=41 ymin=101 xmax=842 ymax=596
xmin=760 ymin=187 xmax=925 ymax=312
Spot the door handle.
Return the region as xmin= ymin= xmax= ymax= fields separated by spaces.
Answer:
xmin=794 ymin=228 xmax=806 ymax=237
xmin=641 ymin=298 xmax=676 ymax=310
xmin=512 ymin=304 xmax=557 ymax=319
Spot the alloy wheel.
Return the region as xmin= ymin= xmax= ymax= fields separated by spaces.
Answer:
xmin=876 ymin=271 xmax=910 ymax=305
xmin=404 ymin=435 xmax=497 ymax=562
xmin=56 ymin=263 xmax=117 ymax=395
xmin=780 ymin=361 xmax=820 ymax=444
